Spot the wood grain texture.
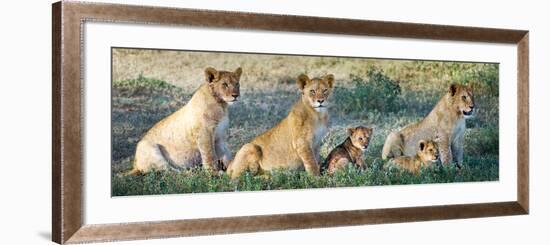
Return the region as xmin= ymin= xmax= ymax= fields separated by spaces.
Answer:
xmin=51 ymin=1 xmax=529 ymax=244
xmin=52 ymin=2 xmax=62 ymax=243
xmin=517 ymin=33 xmax=529 ymax=213
xmin=65 ymin=202 xmax=526 ymax=244
xmin=65 ymin=2 xmax=527 ymax=43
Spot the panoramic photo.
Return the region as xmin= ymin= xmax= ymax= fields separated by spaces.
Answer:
xmin=111 ymin=47 xmax=499 ymax=196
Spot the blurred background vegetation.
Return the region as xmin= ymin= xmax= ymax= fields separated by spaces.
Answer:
xmin=111 ymin=48 xmax=499 ymax=196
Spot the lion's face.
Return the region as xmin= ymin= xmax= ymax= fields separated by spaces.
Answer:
xmin=348 ymin=126 xmax=373 ymax=151
xmin=417 ymin=140 xmax=439 ymax=163
xmin=448 ymin=83 xmax=475 ymax=118
xmin=205 ymin=67 xmax=242 ymax=105
xmin=297 ymin=74 xmax=335 ymax=112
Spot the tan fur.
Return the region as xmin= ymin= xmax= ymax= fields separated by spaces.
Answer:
xmin=390 ymin=139 xmax=439 ymax=174
xmin=324 ymin=126 xmax=373 ymax=175
xmin=227 ymin=74 xmax=335 ymax=179
xmin=381 ymin=83 xmax=475 ymax=165
xmin=127 ymin=67 xmax=242 ymax=174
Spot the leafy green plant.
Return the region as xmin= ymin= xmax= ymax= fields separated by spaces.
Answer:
xmin=333 ymin=69 xmax=402 ymax=117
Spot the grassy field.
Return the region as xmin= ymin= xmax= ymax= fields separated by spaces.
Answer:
xmin=111 ymin=48 xmax=499 ymax=196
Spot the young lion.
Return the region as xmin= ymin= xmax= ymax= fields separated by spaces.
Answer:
xmin=324 ymin=126 xmax=373 ymax=175
xmin=381 ymin=83 xmax=475 ymax=166
xmin=390 ymin=139 xmax=439 ymax=174
xmin=227 ymin=74 xmax=335 ymax=179
xmin=127 ymin=67 xmax=242 ymax=175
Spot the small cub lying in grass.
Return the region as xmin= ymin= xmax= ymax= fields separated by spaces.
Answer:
xmin=389 ymin=139 xmax=439 ymax=174
xmin=324 ymin=126 xmax=373 ymax=175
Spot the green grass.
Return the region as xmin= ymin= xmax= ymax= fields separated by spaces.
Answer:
xmin=112 ymin=158 xmax=498 ymax=196
xmin=111 ymin=49 xmax=499 ymax=196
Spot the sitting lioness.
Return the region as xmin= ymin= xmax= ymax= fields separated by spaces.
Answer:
xmin=381 ymin=83 xmax=475 ymax=165
xmin=126 ymin=67 xmax=242 ymax=175
xmin=389 ymin=139 xmax=439 ymax=174
xmin=323 ymin=126 xmax=373 ymax=175
xmin=227 ymin=74 xmax=335 ymax=179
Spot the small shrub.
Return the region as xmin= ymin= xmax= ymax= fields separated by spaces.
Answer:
xmin=113 ymin=75 xmax=185 ymax=98
xmin=465 ymin=127 xmax=499 ymax=156
xmin=333 ymin=69 xmax=401 ymax=117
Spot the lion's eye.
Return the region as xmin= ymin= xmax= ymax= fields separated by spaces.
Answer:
xmin=223 ymin=82 xmax=229 ymax=88
xmin=236 ymin=82 xmax=240 ymax=87
xmin=310 ymin=89 xmax=316 ymax=95
xmin=358 ymin=137 xmax=363 ymax=141
xmin=462 ymin=95 xmax=467 ymax=100
xmin=323 ymin=89 xmax=328 ymax=94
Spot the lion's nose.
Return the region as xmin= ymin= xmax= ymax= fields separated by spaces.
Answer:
xmin=469 ymin=105 xmax=475 ymax=110
xmin=317 ymin=99 xmax=325 ymax=104
xmin=232 ymin=94 xmax=239 ymax=99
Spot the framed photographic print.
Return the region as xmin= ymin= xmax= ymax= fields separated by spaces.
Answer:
xmin=52 ymin=1 xmax=529 ymax=244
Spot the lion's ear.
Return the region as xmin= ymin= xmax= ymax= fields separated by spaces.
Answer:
xmin=234 ymin=67 xmax=242 ymax=80
xmin=297 ymin=74 xmax=310 ymax=90
xmin=205 ymin=67 xmax=219 ymax=83
xmin=347 ymin=127 xmax=355 ymax=136
xmin=324 ymin=74 xmax=335 ymax=88
xmin=366 ymin=127 xmax=373 ymax=135
xmin=448 ymin=83 xmax=459 ymax=96
xmin=418 ymin=140 xmax=426 ymax=151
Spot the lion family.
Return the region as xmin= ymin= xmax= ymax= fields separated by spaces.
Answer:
xmin=128 ymin=67 xmax=476 ymax=179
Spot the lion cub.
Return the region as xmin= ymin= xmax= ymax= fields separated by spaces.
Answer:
xmin=227 ymin=73 xmax=335 ymax=179
xmin=127 ymin=67 xmax=242 ymax=175
xmin=324 ymin=126 xmax=373 ymax=175
xmin=390 ymin=139 xmax=439 ymax=174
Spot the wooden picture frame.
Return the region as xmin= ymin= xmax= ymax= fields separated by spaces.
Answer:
xmin=52 ymin=1 xmax=529 ymax=244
